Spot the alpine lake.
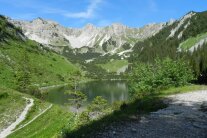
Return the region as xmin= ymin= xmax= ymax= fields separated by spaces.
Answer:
xmin=43 ymin=80 xmax=130 ymax=109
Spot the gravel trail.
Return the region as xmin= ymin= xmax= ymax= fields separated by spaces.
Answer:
xmin=12 ymin=104 xmax=53 ymax=133
xmin=96 ymin=90 xmax=207 ymax=138
xmin=0 ymin=98 xmax=34 ymax=138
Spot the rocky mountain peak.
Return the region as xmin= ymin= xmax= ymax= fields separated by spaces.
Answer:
xmin=83 ymin=23 xmax=98 ymax=33
xmin=31 ymin=17 xmax=46 ymax=24
xmin=84 ymin=23 xmax=95 ymax=29
xmin=10 ymin=17 xmax=165 ymax=54
xmin=102 ymin=23 xmax=129 ymax=36
xmin=111 ymin=23 xmax=127 ymax=29
xmin=167 ymin=19 xmax=176 ymax=25
xmin=31 ymin=17 xmax=59 ymax=26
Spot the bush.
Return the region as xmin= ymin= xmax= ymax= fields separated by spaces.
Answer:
xmin=130 ymin=58 xmax=195 ymax=93
xmin=76 ymin=111 xmax=90 ymax=127
xmin=28 ymin=86 xmax=42 ymax=98
xmin=87 ymin=96 xmax=110 ymax=120
xmin=0 ymin=92 xmax=9 ymax=99
xmin=88 ymin=96 xmax=109 ymax=112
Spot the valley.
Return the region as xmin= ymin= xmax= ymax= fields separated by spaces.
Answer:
xmin=0 ymin=8 xmax=207 ymax=138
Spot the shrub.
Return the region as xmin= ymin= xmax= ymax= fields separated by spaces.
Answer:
xmin=28 ymin=85 xmax=42 ymax=98
xmin=76 ymin=111 xmax=90 ymax=127
xmin=130 ymin=58 xmax=195 ymax=94
xmin=87 ymin=96 xmax=110 ymax=120
xmin=66 ymin=91 xmax=87 ymax=114
xmin=0 ymin=92 xmax=9 ymax=99
xmin=88 ymin=96 xmax=109 ymax=112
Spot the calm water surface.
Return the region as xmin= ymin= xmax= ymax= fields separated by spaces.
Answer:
xmin=44 ymin=80 xmax=129 ymax=106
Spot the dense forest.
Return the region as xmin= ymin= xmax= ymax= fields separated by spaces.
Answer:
xmin=129 ymin=11 xmax=207 ymax=84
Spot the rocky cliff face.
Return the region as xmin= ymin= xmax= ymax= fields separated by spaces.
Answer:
xmin=9 ymin=18 xmax=165 ymax=54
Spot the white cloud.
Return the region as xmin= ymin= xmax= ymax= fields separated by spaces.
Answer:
xmin=64 ymin=0 xmax=103 ymax=19
xmin=0 ymin=0 xmax=104 ymax=20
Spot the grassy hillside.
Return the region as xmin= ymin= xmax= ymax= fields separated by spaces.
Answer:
xmin=0 ymin=15 xmax=78 ymax=137
xmin=0 ymin=87 xmax=26 ymax=131
xmin=97 ymin=60 xmax=128 ymax=73
xmin=0 ymin=86 xmax=74 ymax=138
xmin=0 ymin=15 xmax=80 ymax=89
xmin=180 ymin=32 xmax=207 ymax=50
xmin=8 ymin=105 xmax=74 ymax=138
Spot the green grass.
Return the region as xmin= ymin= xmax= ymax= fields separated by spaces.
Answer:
xmin=0 ymin=16 xmax=81 ymax=89
xmin=180 ymin=32 xmax=207 ymax=50
xmin=0 ymin=39 xmax=80 ymax=88
xmin=0 ymin=86 xmax=75 ymax=138
xmin=15 ymin=99 xmax=51 ymax=129
xmin=159 ymin=84 xmax=207 ymax=96
xmin=0 ymin=86 xmax=49 ymax=132
xmin=97 ymin=60 xmax=128 ymax=73
xmin=0 ymin=15 xmax=78 ymax=138
xmin=8 ymin=105 xmax=74 ymax=138
xmin=0 ymin=87 xmax=26 ymax=130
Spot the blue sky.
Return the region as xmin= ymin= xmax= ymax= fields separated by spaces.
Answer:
xmin=0 ymin=0 xmax=206 ymax=28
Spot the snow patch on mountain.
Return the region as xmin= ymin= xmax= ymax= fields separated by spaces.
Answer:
xmin=10 ymin=18 xmax=165 ymax=54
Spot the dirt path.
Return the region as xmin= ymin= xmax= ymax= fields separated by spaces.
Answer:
xmin=96 ymin=90 xmax=207 ymax=138
xmin=12 ymin=104 xmax=53 ymax=133
xmin=0 ymin=98 xmax=34 ymax=138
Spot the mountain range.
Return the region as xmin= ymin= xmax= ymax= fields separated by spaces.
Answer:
xmin=9 ymin=18 xmax=166 ymax=56
xmin=9 ymin=11 xmax=206 ymax=60
xmin=1 ymin=11 xmax=207 ymax=78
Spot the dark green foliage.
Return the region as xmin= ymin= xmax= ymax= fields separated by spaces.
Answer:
xmin=76 ymin=111 xmax=90 ymax=127
xmin=75 ymin=96 xmax=109 ymax=129
xmin=62 ymin=47 xmax=101 ymax=62
xmin=102 ymin=38 xmax=116 ymax=52
xmin=182 ymin=11 xmax=207 ymax=39
xmin=66 ymin=71 xmax=87 ymax=114
xmin=63 ymin=46 xmax=122 ymax=79
xmin=62 ymin=46 xmax=108 ymax=79
xmin=129 ymin=58 xmax=195 ymax=93
xmin=129 ymin=23 xmax=179 ymax=64
xmin=0 ymin=15 xmax=24 ymax=42
xmin=183 ymin=43 xmax=207 ymax=84
xmin=28 ymin=86 xmax=42 ymax=99
xmin=122 ymin=43 xmax=131 ymax=50
xmin=129 ymin=11 xmax=207 ymax=83
xmin=0 ymin=92 xmax=9 ymax=99
xmin=88 ymin=96 xmax=109 ymax=112
xmin=66 ymin=91 xmax=87 ymax=114
xmin=84 ymin=64 xmax=107 ymax=79
xmin=67 ymin=70 xmax=82 ymax=91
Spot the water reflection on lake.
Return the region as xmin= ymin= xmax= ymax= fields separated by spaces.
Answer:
xmin=44 ymin=80 xmax=129 ymax=106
